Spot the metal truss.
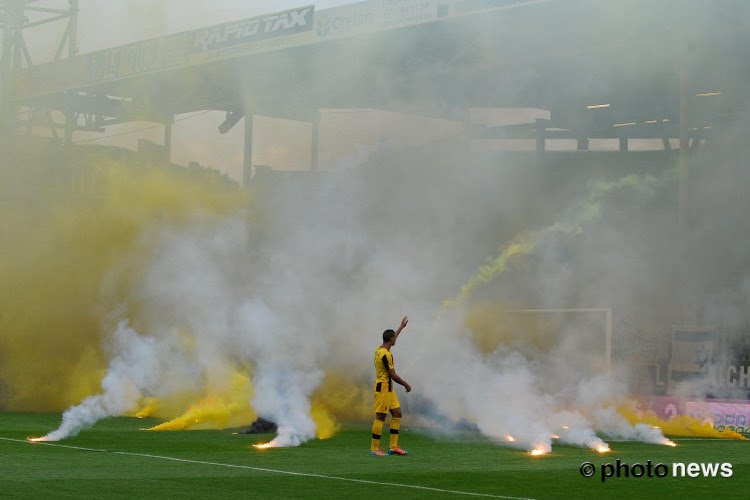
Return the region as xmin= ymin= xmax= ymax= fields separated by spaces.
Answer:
xmin=1 ymin=0 xmax=78 ymax=143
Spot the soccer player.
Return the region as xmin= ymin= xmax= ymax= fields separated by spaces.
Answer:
xmin=370 ymin=316 xmax=411 ymax=456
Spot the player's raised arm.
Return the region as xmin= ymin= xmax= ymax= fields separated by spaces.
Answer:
xmin=394 ymin=316 xmax=408 ymax=340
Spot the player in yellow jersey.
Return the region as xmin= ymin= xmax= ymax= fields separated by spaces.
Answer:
xmin=370 ymin=316 xmax=411 ymax=456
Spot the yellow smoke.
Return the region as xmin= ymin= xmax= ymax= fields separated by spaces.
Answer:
xmin=310 ymin=402 xmax=340 ymax=440
xmin=619 ymin=406 xmax=746 ymax=440
xmin=0 ymin=144 xmax=246 ymax=411
xmin=147 ymin=370 xmax=257 ymax=431
xmin=444 ymin=232 xmax=536 ymax=309
xmin=446 ymin=173 xmax=668 ymax=307
xmin=2 ymin=142 xmax=686 ymax=448
xmin=309 ymin=372 xmax=373 ymax=439
xmin=463 ymin=300 xmax=559 ymax=354
xmin=138 ymin=372 xmax=373 ymax=438
xmin=132 ymin=397 xmax=161 ymax=419
xmin=0 ymin=140 xmax=368 ymax=439
xmin=142 ymin=371 xmax=371 ymax=438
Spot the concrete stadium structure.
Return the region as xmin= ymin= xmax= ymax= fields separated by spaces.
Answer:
xmin=2 ymin=0 xmax=748 ymax=201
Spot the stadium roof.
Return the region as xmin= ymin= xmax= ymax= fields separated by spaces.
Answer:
xmin=13 ymin=0 xmax=750 ymax=140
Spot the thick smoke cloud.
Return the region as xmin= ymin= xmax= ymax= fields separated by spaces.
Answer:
xmin=7 ymin=1 xmax=749 ymax=448
xmin=33 ymin=158 xmax=686 ymax=451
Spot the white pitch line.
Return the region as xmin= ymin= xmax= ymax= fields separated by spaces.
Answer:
xmin=0 ymin=437 xmax=534 ymax=500
xmin=604 ymin=438 xmax=744 ymax=442
xmin=0 ymin=437 xmax=106 ymax=453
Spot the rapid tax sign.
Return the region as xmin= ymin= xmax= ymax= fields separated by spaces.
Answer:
xmin=191 ymin=7 xmax=314 ymax=53
xmin=15 ymin=6 xmax=315 ymax=98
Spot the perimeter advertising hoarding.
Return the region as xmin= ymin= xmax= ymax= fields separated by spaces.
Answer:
xmin=685 ymin=399 xmax=750 ymax=436
xmin=637 ymin=396 xmax=750 ymax=438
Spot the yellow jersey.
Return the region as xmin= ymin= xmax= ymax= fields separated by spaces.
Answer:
xmin=374 ymin=346 xmax=394 ymax=388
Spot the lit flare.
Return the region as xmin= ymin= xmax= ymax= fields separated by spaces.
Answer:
xmin=253 ymin=442 xmax=276 ymax=449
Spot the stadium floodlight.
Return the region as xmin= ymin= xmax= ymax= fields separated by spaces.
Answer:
xmin=218 ymin=110 xmax=244 ymax=134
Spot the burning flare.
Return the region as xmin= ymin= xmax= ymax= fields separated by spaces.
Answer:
xmin=504 ymin=434 xmax=515 ymax=442
xmin=26 ymin=437 xmax=47 ymax=443
xmin=253 ymin=442 xmax=277 ymax=449
xmin=661 ymin=438 xmax=678 ymax=447
xmin=528 ymin=441 xmax=552 ymax=456
xmin=596 ymin=444 xmax=611 ymax=453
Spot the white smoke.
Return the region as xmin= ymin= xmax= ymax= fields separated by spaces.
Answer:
xmin=133 ymin=214 xmax=330 ymax=447
xmin=40 ymin=165 xmax=681 ymax=451
xmin=407 ymin=316 xmax=558 ymax=452
xmin=39 ymin=321 xmax=162 ymax=441
xmin=593 ymin=407 xmax=670 ymax=445
xmin=235 ymin=298 xmax=322 ymax=447
xmin=21 ymin=0 xmax=750 ymax=454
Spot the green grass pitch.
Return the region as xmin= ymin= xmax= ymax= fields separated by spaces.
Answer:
xmin=0 ymin=412 xmax=747 ymax=499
